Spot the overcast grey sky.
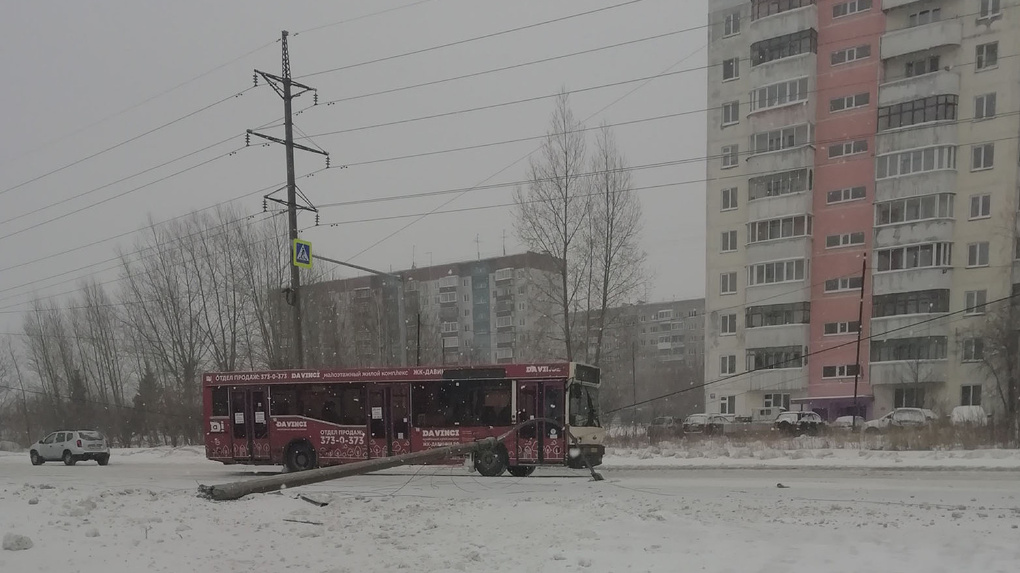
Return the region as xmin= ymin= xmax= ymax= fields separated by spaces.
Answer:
xmin=0 ymin=0 xmax=709 ymax=333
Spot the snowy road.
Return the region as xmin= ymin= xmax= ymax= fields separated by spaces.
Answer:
xmin=1 ymin=450 xmax=1019 ymax=573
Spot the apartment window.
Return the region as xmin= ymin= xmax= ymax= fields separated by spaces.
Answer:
xmin=745 ymin=302 xmax=810 ymax=328
xmin=518 ymin=286 xmax=526 ymax=295
xmin=905 ymin=55 xmax=940 ymax=78
xmin=751 ymin=0 xmax=814 ymax=19
xmin=750 ymin=77 xmax=809 ymax=112
xmin=719 ymin=396 xmax=735 ymax=415
xmin=829 ymin=140 xmax=868 ymax=159
xmin=907 ymin=8 xmax=940 ymax=27
xmin=747 ymin=215 xmax=811 ymax=243
xmin=877 ymin=95 xmax=957 ymax=132
xmin=442 ymin=337 xmax=459 ymax=348
xmin=439 ymin=292 xmax=457 ymax=303
xmin=463 ymin=294 xmax=470 ymax=302
xmin=825 ymin=232 xmax=865 ymax=249
xmin=518 ymin=302 xmax=525 ymax=311
xmin=825 ymin=276 xmax=863 ymax=293
xmin=895 ymin=387 xmax=926 ymax=408
xmin=518 ymin=318 xmax=526 ymax=326
xmin=748 ymin=168 xmax=811 ymax=201
xmin=721 ymin=187 xmax=738 ymax=210
xmin=972 ymin=143 xmax=994 ymax=170
xmin=750 ymin=29 xmax=818 ymax=67
xmin=442 ymin=322 xmax=458 ymax=333
xmin=963 ymin=338 xmax=984 ymax=362
xmin=495 ymin=348 xmax=514 ymax=360
xmin=750 ymin=124 xmax=811 ymax=155
xmin=723 ymin=57 xmax=740 ymax=80
xmin=463 ymin=324 xmax=470 ymax=332
xmin=829 ymin=92 xmax=870 ymax=113
xmin=763 ymin=393 xmax=791 ymax=410
xmin=966 ymin=290 xmax=988 ymax=315
xmin=873 ymin=289 xmax=950 ymax=318
xmin=746 ymin=346 xmax=806 ymax=370
xmin=975 ymin=93 xmax=997 ymax=120
xmin=967 ymin=242 xmax=990 ymax=267
xmin=976 ymin=42 xmax=998 ymax=70
xmin=496 ymin=316 xmax=513 ymax=328
xmin=722 ymin=145 xmax=739 ymax=169
xmin=724 ymin=11 xmax=741 ymax=36
xmin=827 ymin=186 xmax=866 ymax=204
xmin=720 ymin=313 xmax=737 ymax=335
xmin=875 ymin=193 xmax=954 ymax=225
xmin=823 ymin=321 xmax=860 ymax=335
xmin=689 ymin=309 xmax=698 ymax=318
xmin=876 ymin=145 xmax=956 ymax=179
xmin=721 ymin=355 xmax=737 ymax=375
xmin=463 ymin=309 xmax=470 ymax=317
xmin=439 ymin=276 xmax=458 ymax=288
xmin=748 ymin=259 xmax=806 ymax=286
xmin=870 ymin=336 xmax=948 ymax=362
xmin=722 ymin=271 xmax=738 ymax=293
xmin=494 ymin=268 xmax=513 ymax=281
xmin=831 ymin=44 xmax=870 ymax=66
xmin=657 ymin=310 xmax=674 ymax=321
xmin=721 ymin=230 xmax=738 ymax=252
xmin=961 ymin=385 xmax=982 ymax=407
xmin=980 ymin=0 xmax=1001 ymax=19
xmin=822 ymin=364 xmax=860 ymax=378
xmin=875 ymin=242 xmax=952 ymax=271
xmin=722 ymin=101 xmax=740 ymax=126
xmin=833 ymin=0 xmax=871 ymax=18
xmin=970 ymin=195 xmax=991 ymax=219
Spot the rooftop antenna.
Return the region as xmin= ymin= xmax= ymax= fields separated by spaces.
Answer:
xmin=411 ymin=245 xmax=416 ymax=269
xmin=502 ymin=229 xmax=507 ymax=256
xmin=474 ymin=234 xmax=481 ymax=260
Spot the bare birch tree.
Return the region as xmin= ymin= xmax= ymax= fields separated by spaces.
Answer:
xmin=969 ymin=303 xmax=1020 ymax=444
xmin=513 ymin=91 xmax=591 ymax=361
xmin=583 ymin=123 xmax=647 ymax=365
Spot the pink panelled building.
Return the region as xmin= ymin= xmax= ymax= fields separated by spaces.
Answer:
xmin=705 ymin=0 xmax=1017 ymax=420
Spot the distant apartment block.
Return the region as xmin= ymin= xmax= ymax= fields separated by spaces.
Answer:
xmin=705 ymin=0 xmax=1017 ymax=420
xmin=295 ymin=252 xmax=562 ymax=368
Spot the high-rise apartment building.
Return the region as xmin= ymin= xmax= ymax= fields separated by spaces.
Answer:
xmin=705 ymin=0 xmax=1016 ymax=420
xmin=295 ymin=252 xmax=562 ymax=368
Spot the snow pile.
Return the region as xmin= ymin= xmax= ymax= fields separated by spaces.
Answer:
xmin=0 ymin=441 xmax=23 ymax=453
xmin=2 ymin=533 xmax=33 ymax=551
xmin=604 ymin=443 xmax=1020 ymax=470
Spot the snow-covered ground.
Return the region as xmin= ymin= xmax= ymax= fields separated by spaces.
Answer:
xmin=2 ymin=448 xmax=1020 ymax=572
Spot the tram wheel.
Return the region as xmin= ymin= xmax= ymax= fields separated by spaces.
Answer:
xmin=474 ymin=446 xmax=508 ymax=477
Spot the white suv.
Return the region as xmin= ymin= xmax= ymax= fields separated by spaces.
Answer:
xmin=30 ymin=430 xmax=110 ymax=466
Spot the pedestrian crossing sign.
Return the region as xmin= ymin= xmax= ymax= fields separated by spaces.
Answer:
xmin=293 ymin=238 xmax=312 ymax=269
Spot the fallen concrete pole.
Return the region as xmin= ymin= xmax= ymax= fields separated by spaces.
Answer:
xmin=199 ymin=437 xmax=498 ymax=501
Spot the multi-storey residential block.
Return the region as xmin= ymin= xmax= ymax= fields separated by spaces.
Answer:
xmin=705 ymin=0 xmax=1017 ymax=420
xmin=295 ymin=252 xmax=562 ymax=368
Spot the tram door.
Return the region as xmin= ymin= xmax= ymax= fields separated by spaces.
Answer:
xmin=514 ymin=380 xmax=565 ymax=463
xmin=229 ymin=387 xmax=270 ymax=462
xmin=367 ymin=385 xmax=411 ymax=458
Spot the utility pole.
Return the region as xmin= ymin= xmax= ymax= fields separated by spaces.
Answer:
xmin=631 ymin=340 xmax=637 ymax=423
xmin=250 ymin=30 xmax=329 ymax=369
xmin=851 ymin=253 xmax=868 ymax=430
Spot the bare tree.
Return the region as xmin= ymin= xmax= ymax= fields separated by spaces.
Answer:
xmin=582 ymin=123 xmax=647 ymax=365
xmin=513 ymin=91 xmax=591 ymax=361
xmin=969 ymin=304 xmax=1020 ymax=443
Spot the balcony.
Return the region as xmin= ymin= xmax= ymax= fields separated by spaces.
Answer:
xmin=881 ymin=20 xmax=962 ymax=60
xmin=439 ymin=306 xmax=459 ymax=322
xmin=869 ymin=360 xmax=947 ymax=385
xmin=747 ymin=3 xmax=817 ymax=47
xmin=871 ymin=313 xmax=949 ymax=338
xmin=874 ymin=219 xmax=954 ymax=249
xmin=879 ymin=71 xmax=959 ymax=107
xmin=749 ymin=54 xmax=816 ymax=93
xmin=875 ymin=171 xmax=956 ymax=202
xmin=746 ymin=145 xmax=813 ymax=175
xmin=875 ymin=123 xmax=957 ymax=156
xmin=745 ymin=281 xmax=810 ymax=306
xmin=746 ymin=236 xmax=812 ymax=265
xmin=872 ymin=267 xmax=952 ymax=296
xmin=882 ymin=0 xmax=924 ymax=9
xmin=745 ymin=323 xmax=809 ymax=350
xmin=747 ymin=367 xmax=808 ymax=392
xmin=747 ymin=191 xmax=812 ymax=223
xmin=495 ymin=300 xmax=514 ymax=314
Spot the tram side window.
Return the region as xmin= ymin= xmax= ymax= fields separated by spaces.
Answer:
xmin=270 ymin=389 xmax=298 ymax=416
xmin=412 ymin=380 xmax=512 ymax=427
xmin=211 ymin=387 xmax=229 ymax=416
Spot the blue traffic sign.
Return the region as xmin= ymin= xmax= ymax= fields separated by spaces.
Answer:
xmin=293 ymin=239 xmax=312 ymax=269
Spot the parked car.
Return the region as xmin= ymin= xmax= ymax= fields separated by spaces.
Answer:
xmin=682 ymin=413 xmax=728 ymax=436
xmin=950 ymin=405 xmax=987 ymax=426
xmin=774 ymin=411 xmax=825 ymax=435
xmin=863 ymin=408 xmax=930 ymax=433
xmin=29 ymin=430 xmax=110 ymax=466
xmin=647 ymin=416 xmax=682 ymax=441
xmin=830 ymin=416 xmax=866 ymax=431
